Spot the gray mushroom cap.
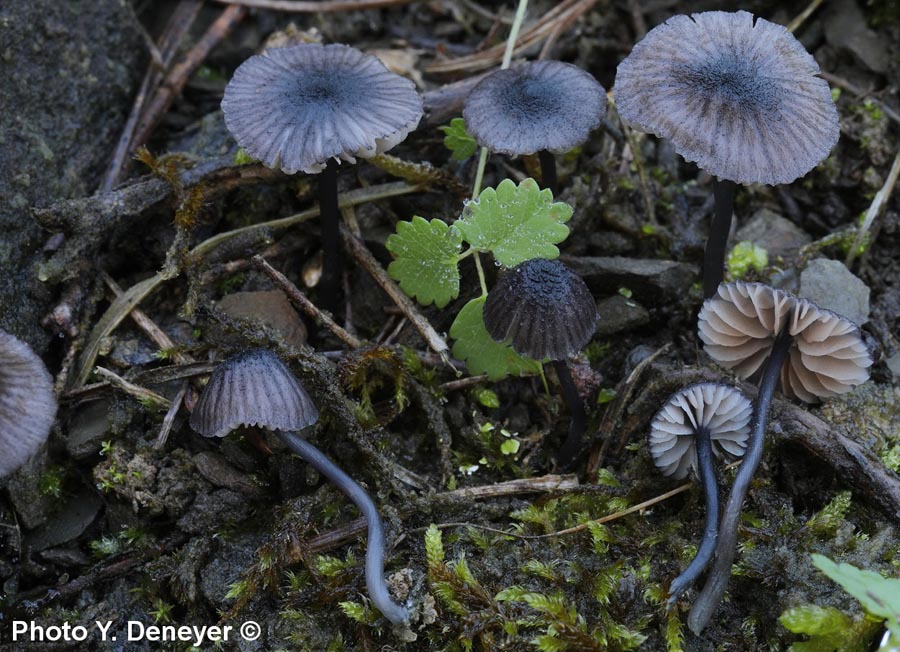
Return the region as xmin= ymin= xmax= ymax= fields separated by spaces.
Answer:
xmin=698 ymin=281 xmax=872 ymax=403
xmin=483 ymin=258 xmax=599 ymax=361
xmin=222 ymin=43 xmax=423 ymax=174
xmin=1 ymin=330 xmax=57 ymax=479
xmin=462 ymin=60 xmax=607 ymax=156
xmin=614 ymin=10 xmax=839 ymax=186
xmin=190 ymin=349 xmax=319 ymax=438
xmin=649 ymin=383 xmax=751 ymax=480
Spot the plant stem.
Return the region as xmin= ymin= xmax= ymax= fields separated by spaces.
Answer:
xmin=538 ymin=150 xmax=558 ymax=195
xmin=277 ymin=430 xmax=409 ymax=626
xmin=552 ymin=359 xmax=587 ymax=469
xmin=702 ymin=179 xmax=736 ymax=298
xmin=474 ymin=251 xmax=488 ymax=296
xmin=666 ymin=426 xmax=718 ymax=608
xmin=319 ymin=159 xmax=341 ymax=313
xmin=687 ymin=325 xmax=793 ymax=634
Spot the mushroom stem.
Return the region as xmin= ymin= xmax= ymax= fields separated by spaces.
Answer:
xmin=702 ymin=179 xmax=737 ymax=298
xmin=319 ymin=159 xmax=342 ymax=314
xmin=552 ymin=359 xmax=587 ymax=469
xmin=538 ymin=150 xmax=558 ymax=195
xmin=666 ymin=425 xmax=719 ymax=608
xmin=687 ymin=325 xmax=793 ymax=633
xmin=277 ymin=430 xmax=409 ymax=626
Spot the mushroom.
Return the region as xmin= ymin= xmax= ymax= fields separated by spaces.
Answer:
xmin=462 ymin=60 xmax=607 ymax=194
xmin=222 ymin=43 xmax=423 ymax=311
xmin=190 ymin=348 xmax=408 ymax=625
xmin=482 ymin=258 xmax=599 ymax=466
xmin=649 ymin=383 xmax=751 ymax=608
xmin=0 ymin=330 xmax=57 ymax=479
xmin=613 ymin=11 xmax=839 ymax=297
xmin=687 ymin=281 xmax=872 ymax=632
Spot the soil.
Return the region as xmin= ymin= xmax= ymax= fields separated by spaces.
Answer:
xmin=1 ymin=1 xmax=900 ymax=651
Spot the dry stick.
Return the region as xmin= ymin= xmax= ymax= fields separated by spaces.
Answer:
xmin=102 ymin=0 xmax=203 ymax=191
xmin=846 ymin=146 xmax=900 ymax=267
xmin=821 ymin=72 xmax=900 ymax=126
xmin=786 ymin=0 xmax=825 ymax=33
xmin=130 ymin=6 xmax=247 ymax=156
xmin=94 ymin=367 xmax=172 ymax=409
xmin=439 ymin=374 xmax=489 ymax=392
xmin=211 ymin=0 xmax=417 ymax=10
xmin=156 ymin=381 xmax=189 ymax=450
xmin=340 ymin=225 xmax=451 ymax=361
xmin=252 ymin=255 xmax=362 ymax=348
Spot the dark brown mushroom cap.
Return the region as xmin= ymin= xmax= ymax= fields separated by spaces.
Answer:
xmin=222 ymin=43 xmax=423 ymax=174
xmin=614 ymin=10 xmax=838 ymax=185
xmin=0 ymin=330 xmax=57 ymax=478
xmin=698 ymin=281 xmax=872 ymax=403
xmin=190 ymin=349 xmax=318 ymax=438
xmin=649 ymin=383 xmax=751 ymax=479
xmin=462 ymin=60 xmax=607 ymax=156
xmin=483 ymin=258 xmax=599 ymax=361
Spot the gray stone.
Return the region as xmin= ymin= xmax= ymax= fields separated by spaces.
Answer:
xmin=194 ymin=451 xmax=265 ymax=497
xmin=176 ymin=488 xmax=252 ymax=535
xmin=25 ymin=489 xmax=102 ymax=551
xmin=887 ymin=353 xmax=900 ymax=380
xmin=0 ymin=0 xmax=142 ymax=350
xmin=217 ymin=290 xmax=308 ymax=349
xmin=5 ymin=448 xmax=58 ymax=529
xmin=799 ymin=258 xmax=870 ymax=325
xmin=595 ymin=294 xmax=650 ymax=336
xmin=735 ymin=208 xmax=811 ymax=261
xmin=561 ymin=256 xmax=697 ymax=302
xmin=824 ymin=0 xmax=890 ymax=74
xmin=66 ymin=399 xmax=112 ymax=459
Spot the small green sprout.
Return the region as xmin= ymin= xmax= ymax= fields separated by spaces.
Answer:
xmin=726 ymin=241 xmax=768 ymax=280
xmin=440 ymin=118 xmax=478 ymax=161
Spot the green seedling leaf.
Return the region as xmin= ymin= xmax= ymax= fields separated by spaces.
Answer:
xmin=812 ymin=554 xmax=900 ymax=629
xmin=449 ymin=297 xmax=542 ymax=381
xmin=440 ymin=118 xmax=478 ymax=161
xmin=456 ymin=178 xmax=572 ymax=267
xmin=387 ymin=216 xmax=462 ymax=308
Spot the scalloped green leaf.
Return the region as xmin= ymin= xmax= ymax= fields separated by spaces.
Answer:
xmin=440 ymin=118 xmax=478 ymax=161
xmin=812 ymin=554 xmax=900 ymax=625
xmin=387 ymin=216 xmax=462 ymax=308
xmin=449 ymin=297 xmax=542 ymax=381
xmin=455 ymin=178 xmax=572 ymax=267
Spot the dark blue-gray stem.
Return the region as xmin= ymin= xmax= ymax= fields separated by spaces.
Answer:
xmin=687 ymin=326 xmax=793 ymax=633
xmin=538 ymin=150 xmax=558 ymax=196
xmin=319 ymin=159 xmax=341 ymax=314
xmin=553 ymin=359 xmax=587 ymax=469
xmin=666 ymin=425 xmax=719 ymax=609
xmin=277 ymin=430 xmax=409 ymax=626
xmin=702 ymin=179 xmax=736 ymax=298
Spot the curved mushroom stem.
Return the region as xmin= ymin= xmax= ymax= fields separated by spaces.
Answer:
xmin=702 ymin=178 xmax=736 ymax=299
xmin=687 ymin=325 xmax=792 ymax=634
xmin=277 ymin=430 xmax=409 ymax=626
xmin=319 ymin=159 xmax=342 ymax=314
xmin=538 ymin=150 xmax=558 ymax=195
xmin=666 ymin=425 xmax=718 ymax=609
xmin=553 ymin=359 xmax=587 ymax=469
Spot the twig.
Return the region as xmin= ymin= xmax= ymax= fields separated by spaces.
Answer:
xmin=155 ymin=381 xmax=189 ymax=450
xmin=821 ymin=72 xmax=900 ymax=125
xmin=211 ymin=0 xmax=418 ymax=10
xmin=94 ymin=367 xmax=172 ymax=410
xmin=846 ymin=145 xmax=900 ymax=267
xmin=627 ymin=0 xmax=647 ymax=39
xmin=786 ymin=0 xmax=825 ymax=33
xmin=102 ymin=1 xmax=203 ymax=191
xmin=439 ymin=374 xmax=489 ymax=392
xmin=340 ymin=225 xmax=451 ymax=361
xmin=252 ymin=255 xmax=362 ymax=348
xmin=130 ymin=6 xmax=246 ymax=159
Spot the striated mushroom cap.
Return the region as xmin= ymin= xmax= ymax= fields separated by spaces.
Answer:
xmin=463 ymin=60 xmax=607 ymax=156
xmin=614 ymin=10 xmax=838 ymax=186
xmin=0 ymin=330 xmax=57 ymax=478
xmin=222 ymin=43 xmax=423 ymax=174
xmin=698 ymin=281 xmax=872 ymax=403
xmin=483 ymin=258 xmax=599 ymax=361
xmin=649 ymin=383 xmax=751 ymax=479
xmin=190 ymin=349 xmax=319 ymax=438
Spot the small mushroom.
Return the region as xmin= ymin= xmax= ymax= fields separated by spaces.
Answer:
xmin=482 ymin=258 xmax=599 ymax=466
xmin=0 ymin=330 xmax=57 ymax=479
xmin=614 ymin=11 xmax=839 ymax=297
xmin=222 ymin=43 xmax=423 ymax=311
xmin=190 ymin=349 xmax=408 ymax=626
xmin=688 ymin=282 xmax=872 ymax=632
xmin=463 ymin=60 xmax=607 ymax=194
xmin=649 ymin=383 xmax=751 ymax=608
